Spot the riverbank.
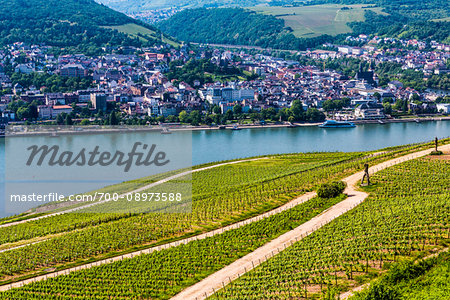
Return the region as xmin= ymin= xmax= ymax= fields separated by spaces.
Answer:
xmin=155 ymin=115 xmax=450 ymax=132
xmin=175 ymin=116 xmax=450 ymax=131
xmin=2 ymin=116 xmax=449 ymax=137
xmin=352 ymin=116 xmax=450 ymax=125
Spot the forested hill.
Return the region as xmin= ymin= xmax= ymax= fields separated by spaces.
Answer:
xmin=158 ymin=1 xmax=449 ymax=51
xmin=158 ymin=8 xmax=331 ymax=51
xmin=0 ymin=0 xmax=174 ymax=54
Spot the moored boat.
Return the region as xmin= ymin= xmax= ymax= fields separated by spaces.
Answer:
xmin=318 ymin=120 xmax=356 ymax=128
xmin=160 ymin=127 xmax=172 ymax=134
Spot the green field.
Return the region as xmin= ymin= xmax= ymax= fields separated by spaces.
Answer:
xmin=103 ymin=23 xmax=180 ymax=47
xmin=251 ymin=4 xmax=388 ymax=38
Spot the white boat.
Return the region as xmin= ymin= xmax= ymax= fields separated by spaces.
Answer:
xmin=160 ymin=127 xmax=172 ymax=134
xmin=319 ymin=120 xmax=356 ymax=128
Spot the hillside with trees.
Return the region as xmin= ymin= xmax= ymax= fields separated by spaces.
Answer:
xmin=0 ymin=0 xmax=174 ymax=54
xmin=158 ymin=8 xmax=332 ymax=50
xmin=157 ymin=1 xmax=449 ymax=50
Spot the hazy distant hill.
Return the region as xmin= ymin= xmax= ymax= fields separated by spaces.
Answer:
xmin=96 ymin=0 xmax=267 ymax=13
xmin=0 ymin=0 xmax=177 ymax=54
xmin=98 ymin=0 xmax=449 ymax=20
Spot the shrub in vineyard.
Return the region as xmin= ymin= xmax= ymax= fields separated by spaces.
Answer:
xmin=317 ymin=181 xmax=346 ymax=199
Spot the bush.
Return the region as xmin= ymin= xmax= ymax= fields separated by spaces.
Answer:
xmin=317 ymin=181 xmax=346 ymax=198
xmin=358 ymin=283 xmax=400 ymax=300
xmin=430 ymin=151 xmax=443 ymax=156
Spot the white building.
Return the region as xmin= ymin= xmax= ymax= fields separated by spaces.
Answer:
xmin=14 ymin=64 xmax=34 ymax=74
xmin=436 ymin=103 xmax=450 ymax=114
xmin=38 ymin=105 xmax=73 ymax=119
xmin=354 ymin=102 xmax=385 ymax=119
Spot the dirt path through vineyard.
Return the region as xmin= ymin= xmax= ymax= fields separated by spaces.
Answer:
xmin=171 ymin=144 xmax=450 ymax=300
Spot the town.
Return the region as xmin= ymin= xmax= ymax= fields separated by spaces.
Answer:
xmin=0 ymin=34 xmax=449 ymax=128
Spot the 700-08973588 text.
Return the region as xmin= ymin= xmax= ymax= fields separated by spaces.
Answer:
xmin=9 ymin=192 xmax=184 ymax=202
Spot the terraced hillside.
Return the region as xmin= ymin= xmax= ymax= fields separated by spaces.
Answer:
xmin=0 ymin=141 xmax=448 ymax=299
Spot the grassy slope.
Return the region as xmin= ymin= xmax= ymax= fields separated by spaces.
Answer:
xmin=352 ymin=251 xmax=450 ymax=300
xmin=400 ymin=256 xmax=450 ymax=299
xmin=102 ymin=23 xmax=180 ymax=46
xmin=251 ymin=4 xmax=388 ymax=38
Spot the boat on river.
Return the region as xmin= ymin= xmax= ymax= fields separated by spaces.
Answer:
xmin=318 ymin=120 xmax=356 ymax=128
xmin=160 ymin=127 xmax=172 ymax=134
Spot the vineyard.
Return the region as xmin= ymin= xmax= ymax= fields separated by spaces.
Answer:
xmin=210 ymin=158 xmax=450 ymax=299
xmin=0 ymin=140 xmax=446 ymax=294
xmin=0 ymin=152 xmax=373 ymax=281
xmin=0 ymin=195 xmax=346 ymax=299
